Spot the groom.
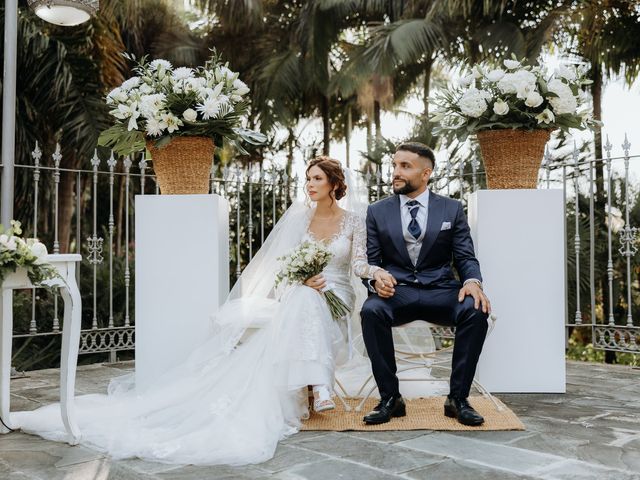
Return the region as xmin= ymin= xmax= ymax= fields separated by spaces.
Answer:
xmin=361 ymin=142 xmax=491 ymax=426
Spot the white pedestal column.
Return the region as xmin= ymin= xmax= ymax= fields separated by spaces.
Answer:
xmin=468 ymin=189 xmax=566 ymax=393
xmin=135 ymin=194 xmax=229 ymax=390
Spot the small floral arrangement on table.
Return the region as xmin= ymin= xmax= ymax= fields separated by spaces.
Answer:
xmin=432 ymin=56 xmax=596 ymax=140
xmin=275 ymin=241 xmax=351 ymax=321
xmin=98 ymin=51 xmax=266 ymax=156
xmin=0 ymin=221 xmax=59 ymax=286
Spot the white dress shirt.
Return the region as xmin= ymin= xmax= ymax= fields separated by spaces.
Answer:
xmin=399 ymin=189 xmax=430 ymax=266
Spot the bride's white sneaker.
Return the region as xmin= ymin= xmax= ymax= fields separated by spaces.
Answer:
xmin=312 ymin=385 xmax=335 ymax=413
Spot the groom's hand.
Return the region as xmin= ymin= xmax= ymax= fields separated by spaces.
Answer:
xmin=304 ymin=274 xmax=327 ymax=292
xmin=373 ymin=270 xmax=397 ymax=298
xmin=458 ymin=283 xmax=491 ymax=314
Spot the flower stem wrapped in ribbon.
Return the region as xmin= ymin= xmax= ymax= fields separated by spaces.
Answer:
xmin=275 ymin=240 xmax=351 ymax=321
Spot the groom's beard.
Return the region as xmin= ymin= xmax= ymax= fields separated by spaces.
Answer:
xmin=393 ymin=178 xmax=420 ymax=195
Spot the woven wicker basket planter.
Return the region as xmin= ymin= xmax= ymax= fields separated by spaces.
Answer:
xmin=146 ymin=136 xmax=215 ymax=195
xmin=476 ymin=129 xmax=550 ymax=189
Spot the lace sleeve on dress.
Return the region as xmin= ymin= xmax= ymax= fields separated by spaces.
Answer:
xmin=349 ymin=212 xmax=382 ymax=279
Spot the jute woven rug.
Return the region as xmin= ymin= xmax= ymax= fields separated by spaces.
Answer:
xmin=301 ymin=396 xmax=525 ymax=432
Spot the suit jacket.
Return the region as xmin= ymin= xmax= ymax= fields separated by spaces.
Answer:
xmin=364 ymin=191 xmax=482 ymax=289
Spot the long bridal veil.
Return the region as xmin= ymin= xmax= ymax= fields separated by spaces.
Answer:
xmin=15 ymin=166 xmax=437 ymax=466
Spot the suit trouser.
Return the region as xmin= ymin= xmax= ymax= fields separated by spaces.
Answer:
xmin=360 ymin=284 xmax=489 ymax=400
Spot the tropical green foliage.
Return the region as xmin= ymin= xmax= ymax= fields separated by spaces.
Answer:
xmin=4 ymin=0 xmax=640 ymax=367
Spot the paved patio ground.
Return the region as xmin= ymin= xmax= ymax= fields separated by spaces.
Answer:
xmin=1 ymin=360 xmax=639 ymax=480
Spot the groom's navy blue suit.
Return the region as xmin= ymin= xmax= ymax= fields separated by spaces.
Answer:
xmin=361 ymin=191 xmax=489 ymax=400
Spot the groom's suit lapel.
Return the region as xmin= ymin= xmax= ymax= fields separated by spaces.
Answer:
xmin=385 ymin=196 xmax=413 ymax=267
xmin=416 ymin=191 xmax=444 ymax=267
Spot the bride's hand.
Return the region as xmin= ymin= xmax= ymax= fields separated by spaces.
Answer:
xmin=373 ymin=270 xmax=397 ymax=298
xmin=304 ymin=274 xmax=327 ymax=292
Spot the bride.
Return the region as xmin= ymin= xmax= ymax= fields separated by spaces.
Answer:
xmin=15 ymin=156 xmax=386 ymax=466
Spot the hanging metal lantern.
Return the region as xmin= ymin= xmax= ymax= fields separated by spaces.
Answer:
xmin=28 ymin=0 xmax=99 ymax=26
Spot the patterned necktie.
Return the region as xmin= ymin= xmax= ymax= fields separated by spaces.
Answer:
xmin=406 ymin=200 xmax=422 ymax=239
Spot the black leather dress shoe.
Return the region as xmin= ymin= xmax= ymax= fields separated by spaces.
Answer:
xmin=444 ymin=396 xmax=484 ymax=426
xmin=363 ymin=396 xmax=406 ymax=425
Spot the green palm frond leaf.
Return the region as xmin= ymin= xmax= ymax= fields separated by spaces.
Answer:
xmin=362 ymin=19 xmax=445 ymax=74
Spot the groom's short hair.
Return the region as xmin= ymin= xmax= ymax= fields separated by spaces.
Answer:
xmin=396 ymin=142 xmax=435 ymax=169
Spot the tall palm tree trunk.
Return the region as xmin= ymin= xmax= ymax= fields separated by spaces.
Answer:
xmin=321 ymin=95 xmax=330 ymax=155
xmin=423 ymin=58 xmax=433 ymax=118
xmin=286 ymin=127 xmax=295 ymax=176
xmin=374 ymin=101 xmax=382 ymax=142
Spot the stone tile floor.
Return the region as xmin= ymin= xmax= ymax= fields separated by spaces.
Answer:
xmin=1 ymin=360 xmax=639 ymax=479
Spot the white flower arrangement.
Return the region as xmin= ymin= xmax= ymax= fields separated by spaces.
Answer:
xmin=276 ymin=241 xmax=351 ymax=321
xmin=99 ymin=51 xmax=266 ymax=156
xmin=0 ymin=221 xmax=59 ymax=286
xmin=432 ymin=57 xmax=596 ymax=140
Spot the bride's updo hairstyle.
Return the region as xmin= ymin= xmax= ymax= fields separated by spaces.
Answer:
xmin=306 ymin=156 xmax=347 ymax=202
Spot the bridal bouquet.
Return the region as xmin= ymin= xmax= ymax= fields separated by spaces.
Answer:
xmin=98 ymin=51 xmax=266 ymax=156
xmin=432 ymin=56 xmax=596 ymax=140
xmin=275 ymin=241 xmax=351 ymax=321
xmin=0 ymin=221 xmax=59 ymax=286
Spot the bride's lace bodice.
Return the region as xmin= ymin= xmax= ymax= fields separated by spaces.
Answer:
xmin=302 ymin=210 xmax=380 ymax=282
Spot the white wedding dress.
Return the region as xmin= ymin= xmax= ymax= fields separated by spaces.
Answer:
xmin=15 ymin=207 xmax=379 ymax=466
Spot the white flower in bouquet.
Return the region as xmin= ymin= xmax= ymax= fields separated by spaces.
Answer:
xmin=503 ymin=59 xmax=521 ymax=69
xmin=471 ymin=65 xmax=484 ymax=79
xmin=173 ymin=67 xmax=194 ymax=81
xmin=160 ymin=112 xmax=183 ymax=133
xmin=431 ymin=56 xmax=596 ymax=141
xmin=0 ymin=234 xmax=17 ymax=251
xmin=275 ymin=241 xmax=351 ymax=321
xmin=150 ymin=59 xmax=172 ymax=71
xmin=547 ymin=79 xmax=578 ymax=115
xmin=201 ymin=82 xmax=224 ymax=100
xmin=536 ymin=108 xmax=555 ymax=124
xmin=139 ymin=83 xmax=153 ymax=95
xmin=555 ymin=65 xmax=577 ymax=82
xmin=98 ymin=51 xmax=266 ymax=157
xmin=497 ymin=70 xmax=537 ymax=98
xmin=185 ymin=77 xmax=206 ymax=93
xmin=183 ymin=109 xmax=198 ymax=122
xmin=231 ymin=79 xmax=250 ymax=98
xmin=106 ymin=87 xmax=128 ymax=105
xmin=121 ymin=77 xmax=141 ymax=91
xmin=111 ymin=102 xmax=137 ymax=120
xmin=457 ymin=88 xmax=490 ymax=118
xmin=458 ymin=74 xmax=475 ymax=88
xmin=0 ymin=221 xmax=59 ymax=286
xmin=145 ymin=117 xmax=165 ymax=137
xmin=214 ymin=66 xmax=235 ymax=83
xmin=29 ymin=241 xmax=48 ymax=265
xmin=197 ymin=95 xmax=230 ymax=120
xmin=486 ymin=69 xmax=506 ymax=83
xmin=525 ymin=91 xmax=544 ymax=108
xmin=172 ymin=82 xmax=185 ymax=94
xmin=493 ymin=99 xmax=509 ymax=115
xmin=139 ymin=94 xmax=166 ymax=118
